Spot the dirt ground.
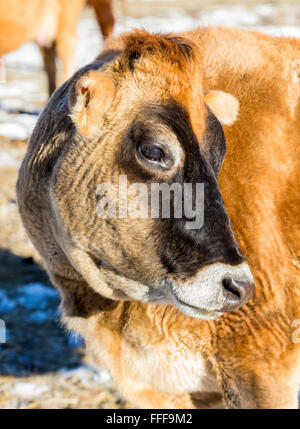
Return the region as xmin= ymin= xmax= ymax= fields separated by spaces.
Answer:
xmin=0 ymin=0 xmax=299 ymax=409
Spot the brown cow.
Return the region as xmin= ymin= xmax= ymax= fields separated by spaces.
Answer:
xmin=0 ymin=0 xmax=114 ymax=95
xmin=17 ymin=28 xmax=300 ymax=408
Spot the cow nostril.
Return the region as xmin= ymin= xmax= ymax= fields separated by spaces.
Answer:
xmin=222 ymin=277 xmax=241 ymax=300
xmin=220 ymin=276 xmax=255 ymax=312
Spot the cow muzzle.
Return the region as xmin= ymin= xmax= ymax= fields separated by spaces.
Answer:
xmin=169 ymin=261 xmax=254 ymax=320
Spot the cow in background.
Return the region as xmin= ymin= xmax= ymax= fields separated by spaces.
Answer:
xmin=0 ymin=0 xmax=115 ymax=95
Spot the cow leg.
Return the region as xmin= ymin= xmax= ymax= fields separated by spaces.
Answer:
xmin=117 ymin=378 xmax=225 ymax=409
xmin=211 ymin=355 xmax=300 ymax=408
xmin=55 ymin=0 xmax=85 ymax=85
xmin=90 ymin=0 xmax=115 ymax=39
xmin=55 ymin=31 xmax=77 ymax=86
xmin=224 ymin=372 xmax=298 ymax=409
xmin=40 ymin=42 xmax=57 ymax=96
xmin=119 ymin=363 xmax=298 ymax=409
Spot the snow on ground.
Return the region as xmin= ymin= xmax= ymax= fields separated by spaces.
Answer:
xmin=15 ymin=283 xmax=59 ymax=323
xmin=11 ymin=365 xmax=111 ymax=400
xmin=0 ymin=112 xmax=38 ymax=141
xmin=13 ymin=382 xmax=50 ymax=399
xmin=0 ymin=278 xmax=113 ymax=405
xmin=0 ymin=280 xmax=117 ymax=408
xmin=0 ymin=289 xmax=16 ymax=313
xmin=59 ymin=366 xmax=111 ymax=387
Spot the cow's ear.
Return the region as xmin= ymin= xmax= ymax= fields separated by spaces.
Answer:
xmin=69 ymin=70 xmax=114 ymax=139
xmin=204 ymin=90 xmax=239 ymax=126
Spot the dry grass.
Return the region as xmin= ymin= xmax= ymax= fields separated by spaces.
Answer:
xmin=0 ymin=372 xmax=130 ymax=409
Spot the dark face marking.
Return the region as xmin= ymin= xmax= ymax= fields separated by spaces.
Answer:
xmin=121 ymin=101 xmax=244 ymax=281
xmin=203 ymin=107 xmax=226 ymax=174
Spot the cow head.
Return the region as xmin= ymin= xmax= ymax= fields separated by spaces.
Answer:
xmin=54 ymin=30 xmax=254 ymax=320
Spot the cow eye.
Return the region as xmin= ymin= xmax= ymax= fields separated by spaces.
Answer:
xmin=138 ymin=142 xmax=168 ymax=167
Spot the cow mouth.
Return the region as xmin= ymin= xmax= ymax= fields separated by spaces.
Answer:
xmin=170 ymin=285 xmax=223 ymax=320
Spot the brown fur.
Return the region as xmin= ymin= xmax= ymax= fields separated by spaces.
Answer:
xmin=0 ymin=0 xmax=115 ymax=95
xmin=17 ymin=28 xmax=300 ymax=408
xmin=89 ymin=0 xmax=115 ymax=39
